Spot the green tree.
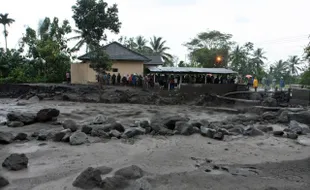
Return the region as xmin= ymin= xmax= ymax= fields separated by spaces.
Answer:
xmin=69 ymin=29 xmax=91 ymax=53
xmin=271 ymin=60 xmax=289 ymax=82
xmin=0 ymin=13 xmax=15 ymax=50
xmin=305 ymin=35 xmax=310 ymax=64
xmin=149 ymin=36 xmax=173 ymax=63
xmin=287 ymin=55 xmax=302 ymax=75
xmin=0 ymin=48 xmax=24 ymax=78
xmin=300 ymin=68 xmax=310 ymax=86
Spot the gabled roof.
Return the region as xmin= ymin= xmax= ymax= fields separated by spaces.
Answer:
xmin=145 ymin=55 xmax=164 ymax=65
xmin=148 ymin=67 xmax=237 ymax=74
xmin=78 ymin=42 xmax=151 ymax=62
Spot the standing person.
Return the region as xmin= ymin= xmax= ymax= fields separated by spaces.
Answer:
xmin=66 ymin=71 xmax=70 ymax=84
xmin=112 ymin=74 xmax=116 ymax=85
xmin=253 ymin=77 xmax=258 ymax=92
xmin=117 ymin=73 xmax=121 ymax=85
xmin=107 ymin=73 xmax=111 ymax=85
xmin=122 ymin=75 xmax=127 ymax=85
xmin=132 ymin=74 xmax=136 ymax=87
xmin=103 ymin=73 xmax=107 ymax=85
xmin=280 ymin=77 xmax=285 ymax=91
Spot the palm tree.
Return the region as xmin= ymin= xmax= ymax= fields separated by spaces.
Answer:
xmin=272 ymin=60 xmax=289 ymax=81
xmin=68 ymin=29 xmax=89 ymax=53
xmin=149 ymin=36 xmax=173 ymax=62
xmin=135 ymin=36 xmax=152 ymax=54
xmin=252 ymin=48 xmax=267 ymax=67
xmin=0 ymin=13 xmax=15 ymax=50
xmin=287 ymin=55 xmax=302 ymax=75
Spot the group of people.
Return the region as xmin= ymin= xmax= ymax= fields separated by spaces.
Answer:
xmin=247 ymin=76 xmax=286 ymax=92
xmin=96 ymin=73 xmax=155 ymax=88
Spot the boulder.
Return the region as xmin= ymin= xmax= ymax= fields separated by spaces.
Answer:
xmin=0 ymin=175 xmax=9 ymax=188
xmin=28 ymin=95 xmax=41 ymax=102
xmin=36 ymin=108 xmax=60 ymax=122
xmin=70 ymin=131 xmax=88 ymax=145
xmin=31 ymin=132 xmax=39 ymax=138
xmin=289 ymin=120 xmax=303 ymax=134
xmin=262 ymin=112 xmax=277 ymax=120
xmin=100 ymin=175 xmax=129 ymax=190
xmin=288 ymin=111 xmax=310 ymax=125
xmin=72 ymin=167 xmax=102 ymax=189
xmin=7 ymin=112 xmax=36 ymax=125
xmin=14 ymin=133 xmax=28 ymax=141
xmin=257 ymin=125 xmax=273 ymax=133
xmin=193 ymin=127 xmax=200 ymax=134
xmin=175 ymin=121 xmax=194 ymax=136
xmin=250 ymin=93 xmax=262 ymax=101
xmin=7 ymin=121 xmax=24 ymax=128
xmin=286 ymin=133 xmax=298 ymax=140
xmin=104 ymin=123 xmax=125 ymax=133
xmin=37 ymin=130 xmax=48 ymax=141
xmin=0 ymin=132 xmax=14 ymax=144
xmin=243 ymin=126 xmax=264 ymax=136
xmin=163 ymin=115 xmax=189 ymax=130
xmin=273 ymin=131 xmax=284 ymax=137
xmin=114 ymin=165 xmax=144 ymax=180
xmin=91 ymin=127 xmax=110 ymax=138
xmin=2 ymin=153 xmax=28 ymax=171
xmin=139 ymin=120 xmax=151 ymax=128
xmin=109 ymin=130 xmax=121 ymax=138
xmin=213 ymin=131 xmax=224 ymax=140
xmin=228 ymin=125 xmax=244 ymax=134
xmin=123 ymin=128 xmax=145 ymax=138
xmin=63 ymin=120 xmax=78 ymax=132
xmin=62 ymin=131 xmax=72 ymax=142
xmin=157 ymin=127 xmax=174 ymax=136
xmin=92 ymin=115 xmax=106 ymax=124
xmin=278 ymin=110 xmax=289 ymax=123
xmin=81 ymin=125 xmax=93 ymax=134
xmin=96 ymin=166 xmax=113 ymax=175
xmin=201 ymin=127 xmax=216 ymax=138
xmin=262 ymin=97 xmax=277 ymax=107
xmin=53 ymin=132 xmax=66 ymax=142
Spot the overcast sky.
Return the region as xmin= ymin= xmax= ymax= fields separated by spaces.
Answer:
xmin=1 ymin=0 xmax=309 ymax=66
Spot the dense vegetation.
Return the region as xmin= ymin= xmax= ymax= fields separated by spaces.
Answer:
xmin=0 ymin=0 xmax=309 ymax=85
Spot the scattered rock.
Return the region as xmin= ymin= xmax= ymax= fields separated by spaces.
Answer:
xmin=163 ymin=115 xmax=189 ymax=130
xmin=114 ymin=165 xmax=144 ymax=180
xmin=28 ymin=95 xmax=41 ymax=102
xmin=100 ymin=175 xmax=129 ymax=190
xmin=193 ymin=126 xmax=200 ymax=134
xmin=228 ymin=125 xmax=244 ymax=134
xmin=7 ymin=112 xmax=36 ymax=125
xmin=14 ymin=133 xmax=28 ymax=141
xmin=289 ymin=120 xmax=303 ymax=134
xmin=72 ymin=167 xmax=102 ymax=189
xmin=0 ymin=132 xmax=14 ymax=144
xmin=273 ymin=131 xmax=284 ymax=137
xmin=0 ymin=175 xmax=9 ymax=188
xmin=262 ymin=97 xmax=277 ymax=107
xmin=7 ymin=121 xmax=24 ymax=128
xmin=250 ymin=93 xmax=262 ymax=100
xmin=200 ymin=127 xmax=216 ymax=138
xmin=36 ymin=108 xmax=60 ymax=122
xmin=213 ymin=131 xmax=224 ymax=140
xmin=175 ymin=121 xmax=194 ymax=136
xmin=31 ymin=132 xmax=39 ymax=138
xmin=81 ymin=125 xmax=93 ymax=134
xmin=262 ymin=112 xmax=277 ymax=120
xmin=257 ymin=125 xmax=273 ymax=133
xmin=218 ymin=128 xmax=230 ymax=135
xmin=288 ymin=111 xmax=310 ymax=125
xmin=157 ymin=127 xmax=174 ymax=136
xmin=63 ymin=120 xmax=78 ymax=132
xmin=104 ymin=122 xmax=125 ymax=133
xmin=53 ymin=132 xmax=66 ymax=142
xmin=286 ymin=133 xmax=298 ymax=140
xmin=37 ymin=130 xmax=49 ymax=141
xmin=96 ymin=166 xmax=113 ymax=175
xmin=139 ymin=120 xmax=151 ymax=128
xmin=70 ymin=131 xmax=88 ymax=145
xmin=191 ymin=121 xmax=203 ymax=128
xmin=109 ymin=130 xmax=122 ymax=138
xmin=2 ymin=153 xmax=28 ymax=171
xmin=278 ymin=110 xmax=289 ymax=123
xmin=243 ymin=126 xmax=264 ymax=136
xmin=123 ymin=128 xmax=145 ymax=138
xmin=92 ymin=115 xmax=106 ymax=124
xmin=91 ymin=127 xmax=110 ymax=138
xmin=62 ymin=131 xmax=72 ymax=142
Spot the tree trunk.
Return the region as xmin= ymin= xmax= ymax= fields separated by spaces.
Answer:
xmin=3 ymin=25 xmax=8 ymax=51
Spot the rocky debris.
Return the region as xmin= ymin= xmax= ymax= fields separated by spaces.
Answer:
xmin=70 ymin=131 xmax=88 ymax=145
xmin=101 ymin=175 xmax=129 ymax=190
xmin=200 ymin=127 xmax=216 ymax=138
xmin=193 ymin=126 xmax=200 ymax=134
xmin=2 ymin=153 xmax=28 ymax=171
xmin=28 ymin=95 xmax=41 ymax=102
xmin=109 ymin=130 xmax=122 ymax=138
xmin=63 ymin=120 xmax=78 ymax=132
xmin=0 ymin=132 xmax=14 ymax=144
xmin=257 ymin=125 xmax=273 ymax=133
xmin=123 ymin=128 xmax=145 ymax=138
xmin=0 ymin=175 xmax=9 ymax=188
xmin=7 ymin=112 xmax=36 ymax=125
xmin=175 ymin=121 xmax=194 ymax=136
xmin=286 ymin=133 xmax=298 ymax=140
xmin=273 ymin=131 xmax=284 ymax=137
xmin=243 ymin=126 xmax=264 ymax=136
xmin=7 ymin=121 xmax=24 ymax=128
xmin=262 ymin=97 xmax=277 ymax=107
xmin=36 ymin=108 xmax=60 ymax=122
xmin=250 ymin=93 xmax=262 ymax=101
xmin=14 ymin=133 xmax=28 ymax=141
xmin=139 ymin=120 xmax=151 ymax=128
xmin=96 ymin=166 xmax=113 ymax=175
xmin=72 ymin=167 xmax=102 ymax=189
xmin=228 ymin=125 xmax=244 ymax=135
xmin=262 ymin=112 xmax=277 ymax=120
xmin=53 ymin=131 xmax=66 ymax=142
xmin=114 ymin=165 xmax=144 ymax=180
xmin=278 ymin=110 xmax=289 ymax=123
xmin=61 ymin=130 xmax=72 ymax=142
xmin=213 ymin=131 xmax=224 ymax=140
xmin=162 ymin=115 xmax=189 ymax=130
xmin=288 ymin=111 xmax=310 ymax=125
xmin=81 ymin=125 xmax=93 ymax=134
xmin=37 ymin=130 xmax=49 ymax=141
xmin=91 ymin=127 xmax=110 ymax=138
xmin=92 ymin=114 xmax=106 ymax=124
xmin=104 ymin=122 xmax=125 ymax=133
xmin=289 ymin=120 xmax=303 ymax=134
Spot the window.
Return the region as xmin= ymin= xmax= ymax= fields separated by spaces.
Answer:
xmin=112 ymin=68 xmax=118 ymax=72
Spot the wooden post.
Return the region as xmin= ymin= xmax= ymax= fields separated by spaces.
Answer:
xmin=179 ymin=75 xmax=183 ymax=89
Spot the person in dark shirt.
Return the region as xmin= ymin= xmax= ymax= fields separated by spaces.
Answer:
xmin=117 ymin=73 xmax=121 ymax=84
xmin=214 ymin=76 xmax=220 ymax=84
xmin=112 ymin=74 xmax=116 ymax=85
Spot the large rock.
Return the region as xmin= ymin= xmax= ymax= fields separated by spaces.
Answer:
xmin=7 ymin=112 xmax=36 ymax=125
xmin=92 ymin=115 xmax=106 ymax=124
xmin=0 ymin=175 xmax=9 ymax=188
xmin=123 ymin=128 xmax=145 ymax=138
xmin=278 ymin=110 xmax=289 ymax=123
xmin=91 ymin=127 xmax=110 ymax=138
xmin=109 ymin=130 xmax=122 ymax=138
xmin=96 ymin=166 xmax=113 ymax=175
xmin=286 ymin=133 xmax=298 ymax=140
xmin=139 ymin=120 xmax=151 ymax=128
xmin=63 ymin=120 xmax=78 ymax=132
xmin=262 ymin=112 xmax=277 ymax=120
xmin=175 ymin=121 xmax=194 ymax=136
xmin=100 ymin=175 xmax=129 ymax=190
xmin=36 ymin=108 xmax=60 ymax=122
xmin=213 ymin=131 xmax=224 ymax=140
xmin=273 ymin=131 xmax=284 ymax=137
xmin=114 ymin=165 xmax=144 ymax=180
xmin=243 ymin=126 xmax=264 ymax=136
xmin=162 ymin=115 xmax=189 ymax=130
xmin=2 ymin=153 xmax=28 ymax=171
xmin=288 ymin=111 xmax=310 ymax=125
xmin=200 ymin=127 xmax=216 ymax=138
xmin=53 ymin=132 xmax=66 ymax=142
xmin=70 ymin=131 xmax=88 ymax=145
xmin=228 ymin=125 xmax=244 ymax=135
xmin=104 ymin=122 xmax=125 ymax=133
xmin=262 ymin=97 xmax=277 ymax=107
xmin=289 ymin=120 xmax=303 ymax=134
xmin=14 ymin=133 xmax=28 ymax=141
xmin=257 ymin=125 xmax=273 ymax=133
xmin=81 ymin=125 xmax=93 ymax=134
xmin=7 ymin=121 xmax=24 ymax=128
xmin=37 ymin=130 xmax=49 ymax=141
xmin=0 ymin=132 xmax=14 ymax=144
xmin=72 ymin=167 xmax=102 ymax=189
